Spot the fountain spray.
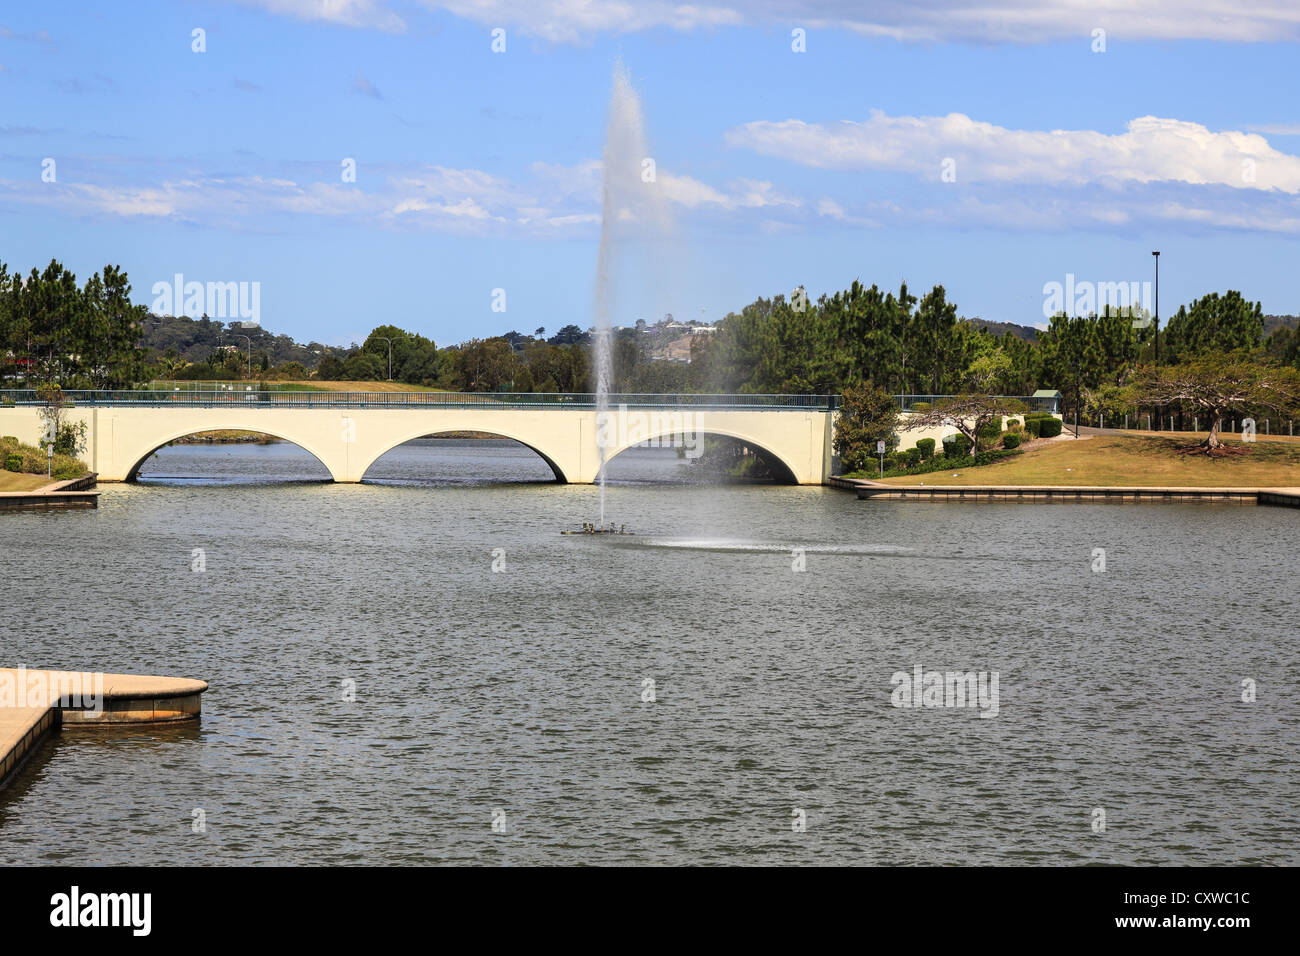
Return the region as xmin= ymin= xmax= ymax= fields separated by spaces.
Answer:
xmin=592 ymin=60 xmax=672 ymax=526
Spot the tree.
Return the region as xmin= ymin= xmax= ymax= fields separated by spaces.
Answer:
xmin=902 ymin=395 xmax=1028 ymax=458
xmin=1039 ymin=313 xmax=1104 ymax=430
xmin=548 ymin=324 xmax=588 ymax=346
xmin=833 ymin=381 xmax=900 ymax=473
xmin=1163 ymin=291 xmax=1263 ymax=361
xmin=1132 ymin=354 xmax=1300 ymax=453
xmin=965 ymin=350 xmax=1013 ymax=392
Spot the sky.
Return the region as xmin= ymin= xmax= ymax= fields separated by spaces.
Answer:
xmin=2 ymin=1 xmax=1299 ymax=347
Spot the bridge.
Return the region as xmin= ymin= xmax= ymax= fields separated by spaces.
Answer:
xmin=0 ymin=391 xmax=842 ymax=484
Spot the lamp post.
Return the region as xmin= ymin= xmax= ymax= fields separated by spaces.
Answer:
xmin=1151 ymin=251 xmax=1160 ymax=366
xmin=374 ymin=337 xmax=393 ymax=381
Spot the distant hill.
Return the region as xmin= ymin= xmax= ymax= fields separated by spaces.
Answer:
xmin=1264 ymin=314 xmax=1298 ymax=336
xmin=967 ymin=317 xmax=1040 ymax=342
xmin=140 ymin=313 xmax=346 ymax=369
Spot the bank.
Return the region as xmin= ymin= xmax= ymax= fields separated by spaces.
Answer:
xmin=0 ymin=473 xmax=99 ymax=511
xmin=832 ymin=433 xmax=1300 ymax=507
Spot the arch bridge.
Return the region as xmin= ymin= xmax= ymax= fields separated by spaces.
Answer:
xmin=0 ymin=391 xmax=841 ymax=485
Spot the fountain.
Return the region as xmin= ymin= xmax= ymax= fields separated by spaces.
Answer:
xmin=582 ymin=60 xmax=674 ymax=536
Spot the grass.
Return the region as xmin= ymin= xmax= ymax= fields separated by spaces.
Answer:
xmin=281 ymin=380 xmax=448 ymax=392
xmin=0 ymin=435 xmax=90 ymax=482
xmin=170 ymin=430 xmax=276 ymax=443
xmin=145 ymin=380 xmax=447 ymax=393
xmin=0 ymin=470 xmax=55 ymax=492
xmin=875 ymin=434 xmax=1300 ymax=488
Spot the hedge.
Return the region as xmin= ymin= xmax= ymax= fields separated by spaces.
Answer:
xmin=942 ymin=434 xmax=971 ymax=458
xmin=876 ymin=448 xmax=1023 ymax=479
xmin=1002 ymin=433 xmax=1020 ymax=449
xmin=915 ymin=438 xmax=936 ymax=460
xmin=1038 ymin=418 xmax=1063 ymax=438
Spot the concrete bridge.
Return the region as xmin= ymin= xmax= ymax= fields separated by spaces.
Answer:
xmin=0 ymin=391 xmax=841 ymax=484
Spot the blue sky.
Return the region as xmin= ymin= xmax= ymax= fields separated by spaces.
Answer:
xmin=2 ymin=1 xmax=1299 ymax=346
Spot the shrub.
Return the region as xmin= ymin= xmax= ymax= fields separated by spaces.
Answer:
xmin=1005 ymin=419 xmax=1020 ymax=429
xmin=910 ymin=401 xmax=931 ymax=413
xmin=1026 ymin=419 xmax=1042 ymax=438
xmin=4 ymin=454 xmax=21 ymax=472
xmin=833 ymin=381 xmax=902 ymax=473
xmin=904 ymin=447 xmax=922 ymax=467
xmin=1038 ymin=417 xmax=1063 ymax=438
xmin=915 ymin=438 xmax=936 ymax=460
xmin=976 ymin=417 xmax=1004 ymax=440
xmin=1002 ymin=433 xmax=1021 ymax=449
xmin=879 ymin=447 xmax=1022 ymax=479
xmin=942 ymin=434 xmax=971 ymax=458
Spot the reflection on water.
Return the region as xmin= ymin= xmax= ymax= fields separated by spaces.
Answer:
xmin=2 ymin=439 xmax=1297 ymax=865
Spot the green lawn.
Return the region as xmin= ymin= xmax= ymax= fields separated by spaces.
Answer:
xmin=875 ymin=435 xmax=1300 ymax=488
xmin=0 ymin=470 xmax=55 ymax=492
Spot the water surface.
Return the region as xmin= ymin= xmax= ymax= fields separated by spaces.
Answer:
xmin=1 ymin=440 xmax=1295 ymax=865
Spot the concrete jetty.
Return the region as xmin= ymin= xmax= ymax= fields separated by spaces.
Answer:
xmin=830 ymin=476 xmax=1300 ymax=507
xmin=0 ymin=474 xmax=100 ymax=511
xmin=0 ymin=667 xmax=207 ymax=787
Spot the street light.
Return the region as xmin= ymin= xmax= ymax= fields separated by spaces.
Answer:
xmin=1151 ymin=251 xmax=1160 ymax=366
xmin=374 ymin=337 xmax=393 ymax=381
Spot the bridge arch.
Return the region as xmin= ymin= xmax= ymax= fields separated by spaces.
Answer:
xmin=124 ymin=425 xmax=339 ymax=482
xmin=356 ymin=427 xmax=569 ymax=483
xmin=602 ymin=426 xmax=800 ymax=484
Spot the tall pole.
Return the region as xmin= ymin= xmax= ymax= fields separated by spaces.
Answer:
xmin=1152 ymin=251 xmax=1160 ymax=366
xmin=375 ymin=336 xmax=394 ymax=381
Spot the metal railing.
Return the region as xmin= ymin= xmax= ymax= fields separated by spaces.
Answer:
xmin=895 ymin=394 xmax=1059 ymax=413
xmin=0 ymin=390 xmax=1061 ymax=412
xmin=0 ymin=390 xmax=841 ymax=410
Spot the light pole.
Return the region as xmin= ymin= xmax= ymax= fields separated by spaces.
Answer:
xmin=374 ymin=337 xmax=393 ymax=381
xmin=1151 ymin=251 xmax=1160 ymax=367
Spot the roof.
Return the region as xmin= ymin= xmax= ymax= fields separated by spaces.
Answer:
xmin=1032 ymin=389 xmax=1063 ymax=397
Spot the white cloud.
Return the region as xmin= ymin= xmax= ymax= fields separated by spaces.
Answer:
xmin=727 ymin=111 xmax=1300 ymax=193
xmin=234 ymin=0 xmax=406 ymax=32
xmin=0 ymin=158 xmax=788 ymax=235
xmin=429 ymin=0 xmax=741 ymax=43
xmin=228 ymin=0 xmax=1300 ymax=43
xmin=1247 ymin=122 xmax=1300 ymax=136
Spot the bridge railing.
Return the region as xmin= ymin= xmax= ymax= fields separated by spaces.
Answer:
xmin=895 ymin=395 xmax=1059 ymax=412
xmin=0 ymin=390 xmax=841 ymax=410
xmin=0 ymin=390 xmax=1058 ymax=412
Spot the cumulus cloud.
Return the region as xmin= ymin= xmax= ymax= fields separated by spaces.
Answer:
xmin=727 ymin=111 xmax=1300 ymax=193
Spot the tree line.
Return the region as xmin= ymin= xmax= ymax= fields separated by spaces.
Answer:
xmin=4 ymin=258 xmax=1298 ymax=413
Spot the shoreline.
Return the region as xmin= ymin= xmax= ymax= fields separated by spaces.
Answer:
xmin=831 ymin=475 xmax=1300 ymax=507
xmin=0 ymin=473 xmax=99 ymax=511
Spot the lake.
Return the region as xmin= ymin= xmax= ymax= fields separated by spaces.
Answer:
xmin=1 ymin=439 xmax=1295 ymax=864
